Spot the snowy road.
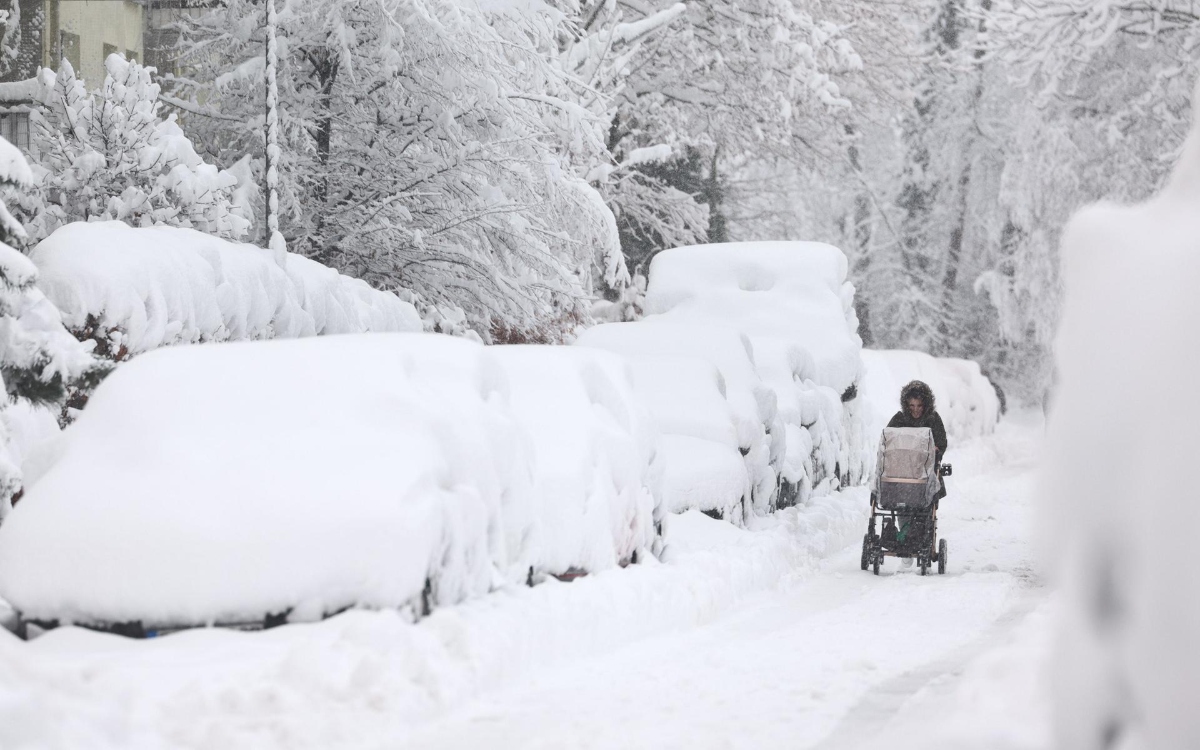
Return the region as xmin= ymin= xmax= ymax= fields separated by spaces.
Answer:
xmin=0 ymin=412 xmax=1051 ymax=750
xmin=392 ymin=412 xmax=1051 ymax=750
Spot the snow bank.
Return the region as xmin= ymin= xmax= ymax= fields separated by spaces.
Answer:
xmin=641 ymin=241 xmax=866 ymax=509
xmin=0 ymin=333 xmax=659 ymax=627
xmin=859 ymin=349 xmax=1000 ymax=445
xmin=1043 ymin=82 xmax=1200 ymax=749
xmin=31 ymin=222 xmax=422 ymax=357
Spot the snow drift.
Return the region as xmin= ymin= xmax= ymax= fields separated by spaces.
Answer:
xmin=859 ymin=349 xmax=1000 ymax=445
xmin=1043 ymin=80 xmax=1200 ymax=750
xmin=31 ymin=222 xmax=422 ymax=358
xmin=0 ymin=334 xmax=660 ymax=628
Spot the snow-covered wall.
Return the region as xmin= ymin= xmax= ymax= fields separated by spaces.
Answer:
xmin=859 ymin=349 xmax=1000 ymax=446
xmin=32 ymin=222 xmax=422 ymax=358
xmin=0 ymin=334 xmax=660 ymax=628
xmin=1043 ymin=82 xmax=1200 ymax=750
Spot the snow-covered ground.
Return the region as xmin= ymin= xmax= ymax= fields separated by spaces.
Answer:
xmin=0 ymin=409 xmax=1051 ymax=749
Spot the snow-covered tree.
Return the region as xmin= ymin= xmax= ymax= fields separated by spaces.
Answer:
xmin=174 ymin=0 xmax=626 ymax=342
xmin=583 ymin=0 xmax=863 ymax=269
xmin=26 ymin=55 xmax=253 ymax=243
xmin=0 ymin=136 xmax=108 ymax=517
xmin=0 ymin=0 xmax=21 ymax=79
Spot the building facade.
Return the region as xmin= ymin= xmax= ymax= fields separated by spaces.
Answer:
xmin=1 ymin=1 xmax=144 ymax=149
xmin=13 ymin=0 xmax=144 ymax=85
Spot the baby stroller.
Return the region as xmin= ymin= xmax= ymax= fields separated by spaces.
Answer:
xmin=860 ymin=427 xmax=951 ymax=576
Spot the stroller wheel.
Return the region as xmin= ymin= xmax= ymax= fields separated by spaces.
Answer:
xmin=860 ymin=534 xmax=871 ymax=571
xmin=938 ymin=538 xmax=948 ymax=575
xmin=919 ymin=556 xmax=928 ymax=576
xmin=872 ymin=554 xmax=880 ymax=576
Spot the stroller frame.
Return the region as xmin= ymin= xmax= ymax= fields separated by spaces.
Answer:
xmin=860 ymin=489 xmax=947 ymax=576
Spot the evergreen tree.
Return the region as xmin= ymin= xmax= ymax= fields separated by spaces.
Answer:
xmin=26 ymin=55 xmax=253 ymax=243
xmin=0 ymin=136 xmax=108 ymax=516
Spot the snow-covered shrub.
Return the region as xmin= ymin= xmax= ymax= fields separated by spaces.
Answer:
xmin=859 ymin=349 xmax=1000 ymax=447
xmin=577 ymin=318 xmax=772 ymax=524
xmin=31 ymin=221 xmax=422 ymax=360
xmin=1041 ymin=82 xmax=1200 ymax=750
xmin=642 ymin=241 xmax=866 ymax=509
xmin=0 ymin=332 xmax=662 ymax=627
xmin=0 ymin=139 xmax=107 ymax=520
xmin=25 ymin=56 xmax=252 ymax=243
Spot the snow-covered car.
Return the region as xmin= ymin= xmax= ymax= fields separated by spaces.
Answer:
xmin=583 ymin=241 xmax=867 ymax=519
xmin=642 ymin=241 xmax=867 ymax=506
xmin=0 ymin=333 xmax=660 ymax=636
xmin=576 ymin=321 xmax=753 ymax=523
xmin=859 ymin=349 xmax=1001 ymax=444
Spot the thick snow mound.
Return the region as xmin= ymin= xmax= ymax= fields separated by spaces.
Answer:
xmin=639 ymin=241 xmax=866 ymax=509
xmin=859 ymin=349 xmax=1000 ymax=444
xmin=1043 ymin=84 xmax=1200 ymax=750
xmin=0 ymin=333 xmax=659 ymax=627
xmin=31 ymin=222 xmax=422 ymax=356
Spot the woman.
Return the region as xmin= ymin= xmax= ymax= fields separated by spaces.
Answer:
xmin=885 ymin=381 xmax=948 ymax=554
xmin=887 ymin=379 xmax=948 ymax=501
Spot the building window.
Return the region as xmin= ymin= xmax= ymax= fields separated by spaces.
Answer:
xmin=126 ymin=50 xmax=139 ymax=64
xmin=59 ymin=31 xmax=80 ymax=73
xmin=103 ymin=43 xmax=118 ymax=66
xmin=0 ymin=111 xmax=31 ymax=152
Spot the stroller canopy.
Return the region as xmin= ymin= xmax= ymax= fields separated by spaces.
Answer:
xmin=874 ymin=427 xmax=939 ymax=509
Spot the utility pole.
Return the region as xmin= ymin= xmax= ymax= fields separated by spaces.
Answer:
xmin=264 ymin=0 xmax=286 ymax=261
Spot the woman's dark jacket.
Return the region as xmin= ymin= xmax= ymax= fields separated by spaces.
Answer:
xmin=886 ymin=380 xmax=948 ymax=501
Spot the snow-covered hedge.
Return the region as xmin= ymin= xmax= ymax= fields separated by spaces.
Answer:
xmin=859 ymin=349 xmax=1000 ymax=446
xmin=1042 ymin=87 xmax=1200 ymax=749
xmin=0 ymin=334 xmax=660 ymax=628
xmin=31 ymin=222 xmax=422 ymax=359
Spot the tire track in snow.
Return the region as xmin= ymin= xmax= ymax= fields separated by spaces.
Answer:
xmin=810 ymin=583 xmax=1045 ymax=750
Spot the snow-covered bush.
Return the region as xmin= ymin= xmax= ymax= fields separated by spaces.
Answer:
xmin=31 ymin=221 xmax=422 ymax=360
xmin=25 ymin=56 xmax=252 ymax=243
xmin=859 ymin=349 xmax=1000 ymax=447
xmin=0 ymin=137 xmax=107 ymax=521
xmin=1042 ymin=81 xmax=1200 ymax=750
xmin=0 ymin=332 xmax=662 ymax=628
xmin=642 ymin=241 xmax=866 ymax=509
xmin=577 ymin=318 xmax=771 ymax=524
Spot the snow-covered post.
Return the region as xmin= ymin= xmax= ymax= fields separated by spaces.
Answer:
xmin=264 ymin=0 xmax=286 ymax=262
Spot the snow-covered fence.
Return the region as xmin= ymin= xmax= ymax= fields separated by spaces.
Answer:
xmin=858 ymin=349 xmax=1001 ymax=446
xmin=0 ymin=333 xmax=661 ymax=630
xmin=1041 ymin=82 xmax=1200 ymax=749
xmin=579 ymin=241 xmax=866 ymax=522
xmin=32 ymin=221 xmax=422 ymax=360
